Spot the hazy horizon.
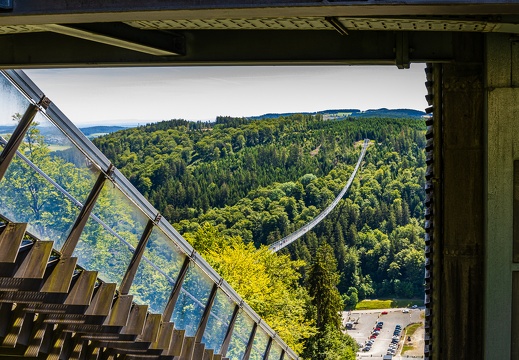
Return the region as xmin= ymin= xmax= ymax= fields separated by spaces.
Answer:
xmin=26 ymin=65 xmax=428 ymax=126
xmin=72 ymin=107 xmax=426 ymax=128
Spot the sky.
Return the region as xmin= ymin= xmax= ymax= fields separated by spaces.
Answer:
xmin=25 ymin=64 xmax=428 ymax=126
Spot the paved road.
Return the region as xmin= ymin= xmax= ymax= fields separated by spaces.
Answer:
xmin=343 ymin=308 xmax=424 ymax=359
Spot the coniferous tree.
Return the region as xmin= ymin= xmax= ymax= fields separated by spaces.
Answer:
xmin=303 ymin=243 xmax=357 ymax=359
xmin=307 ymin=243 xmax=343 ymax=331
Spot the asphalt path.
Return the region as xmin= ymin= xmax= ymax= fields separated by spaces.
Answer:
xmin=342 ymin=308 xmax=424 ymax=359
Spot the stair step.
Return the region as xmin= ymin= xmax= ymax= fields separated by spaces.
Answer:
xmin=193 ymin=343 xmax=205 ymax=359
xmin=14 ymin=241 xmax=53 ymax=279
xmin=203 ymin=348 xmax=214 ymax=360
xmin=0 ymin=223 xmax=27 ymax=263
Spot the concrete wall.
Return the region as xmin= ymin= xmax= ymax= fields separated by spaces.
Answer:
xmin=485 ymin=33 xmax=519 ymax=360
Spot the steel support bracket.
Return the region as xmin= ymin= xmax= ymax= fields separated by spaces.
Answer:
xmin=396 ymin=32 xmax=410 ymax=69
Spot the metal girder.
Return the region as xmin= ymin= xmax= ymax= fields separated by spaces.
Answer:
xmin=1 ymin=1 xmax=519 ymax=27
xmin=0 ymin=104 xmax=39 ymax=181
xmin=38 ymin=23 xmax=184 ymax=56
xmin=0 ymin=30 xmax=454 ymax=68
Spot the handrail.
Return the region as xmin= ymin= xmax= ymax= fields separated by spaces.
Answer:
xmin=0 ymin=135 xmax=214 ymax=312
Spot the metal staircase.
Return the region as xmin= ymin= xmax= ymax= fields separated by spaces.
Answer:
xmin=0 ymin=69 xmax=297 ymax=360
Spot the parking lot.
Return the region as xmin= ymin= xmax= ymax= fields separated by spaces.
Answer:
xmin=343 ymin=308 xmax=424 ymax=359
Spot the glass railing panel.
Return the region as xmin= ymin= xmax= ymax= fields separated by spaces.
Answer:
xmin=0 ymin=73 xmax=31 ymax=139
xmin=72 ymin=182 xmax=149 ymax=285
xmin=250 ymin=328 xmax=269 ymax=360
xmin=0 ymin=118 xmax=88 ymax=242
xmin=130 ymin=226 xmax=187 ymax=314
xmin=29 ymin=112 xmax=100 ymax=200
xmin=269 ymin=342 xmax=283 ymax=360
xmin=202 ymin=289 xmax=235 ymax=354
xmin=0 ymin=158 xmax=82 ymax=242
xmin=227 ymin=310 xmax=254 ymax=360
xmin=13 ymin=112 xmax=100 ymax=248
xmin=73 ymin=215 xmax=135 ymax=285
xmin=91 ymin=180 xmax=149 ymax=249
xmin=171 ymin=262 xmax=214 ymax=337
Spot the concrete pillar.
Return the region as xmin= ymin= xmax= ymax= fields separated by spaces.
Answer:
xmin=435 ymin=33 xmax=485 ymax=360
xmin=484 ymin=32 xmax=519 ymax=360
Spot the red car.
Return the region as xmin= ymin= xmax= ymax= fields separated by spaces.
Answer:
xmin=381 ymin=311 xmax=388 ymax=315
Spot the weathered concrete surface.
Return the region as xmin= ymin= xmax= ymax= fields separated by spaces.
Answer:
xmin=440 ymin=51 xmax=485 ymax=359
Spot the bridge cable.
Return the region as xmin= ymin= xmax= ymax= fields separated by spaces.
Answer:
xmin=269 ymin=139 xmax=369 ymax=253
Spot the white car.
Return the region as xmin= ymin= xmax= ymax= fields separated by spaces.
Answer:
xmin=402 ymin=308 xmax=410 ymax=313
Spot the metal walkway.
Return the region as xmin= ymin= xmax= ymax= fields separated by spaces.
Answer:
xmin=269 ymin=138 xmax=369 ymax=253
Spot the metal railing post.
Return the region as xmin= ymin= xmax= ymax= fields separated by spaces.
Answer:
xmin=195 ymin=283 xmax=218 ymax=343
xmin=242 ymin=322 xmax=257 ymax=360
xmin=263 ymin=337 xmax=273 ymax=360
xmin=60 ymin=166 xmax=112 ymax=258
xmin=119 ymin=217 xmax=158 ymax=295
xmin=220 ymin=304 xmax=240 ymax=357
xmin=0 ymin=96 xmax=50 ymax=181
xmin=162 ymin=256 xmax=191 ymax=322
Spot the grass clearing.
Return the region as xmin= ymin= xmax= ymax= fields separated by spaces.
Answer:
xmin=405 ymin=323 xmax=421 ymax=337
xmin=391 ymin=299 xmax=423 ymax=308
xmin=401 ymin=322 xmax=423 ymax=355
xmin=402 ymin=343 xmax=414 ymax=353
xmin=355 ymin=299 xmax=392 ymax=310
xmin=48 ymin=144 xmax=71 ymax=152
xmin=355 ymin=298 xmax=423 ymax=310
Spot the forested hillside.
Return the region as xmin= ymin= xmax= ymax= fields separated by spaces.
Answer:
xmin=94 ymin=114 xmax=426 ymax=358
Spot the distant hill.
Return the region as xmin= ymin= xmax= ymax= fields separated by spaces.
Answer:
xmin=0 ymin=125 xmax=15 ymax=135
xmin=352 ymin=108 xmax=426 ymax=118
xmin=248 ymin=108 xmax=426 ymax=121
xmin=1 ymin=124 xmax=129 ymax=138
xmin=79 ymin=126 xmax=129 ymax=139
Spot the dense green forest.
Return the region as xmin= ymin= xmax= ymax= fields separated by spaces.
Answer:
xmin=94 ymin=114 xmax=426 ymax=298
xmin=1 ymin=99 xmax=426 ymax=360
xmin=94 ymin=114 xmax=426 ymax=358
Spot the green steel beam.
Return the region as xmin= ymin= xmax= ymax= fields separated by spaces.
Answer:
xmin=0 ymin=30 xmax=454 ymax=68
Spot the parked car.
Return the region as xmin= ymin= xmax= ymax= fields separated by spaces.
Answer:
xmin=402 ymin=308 xmax=410 ymax=313
xmin=381 ymin=311 xmax=388 ymax=315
